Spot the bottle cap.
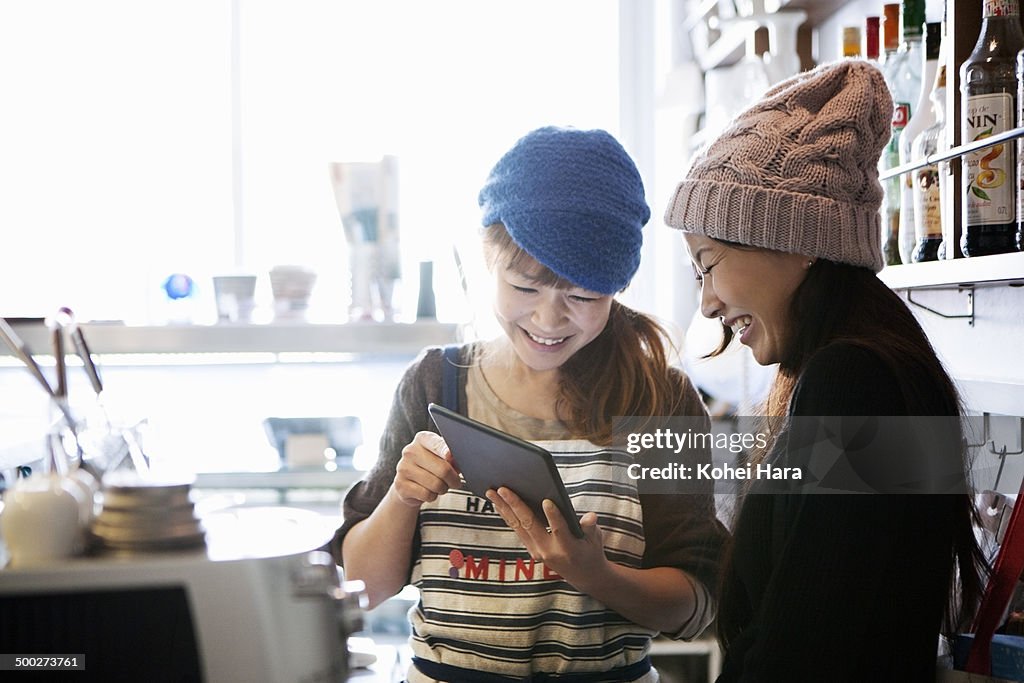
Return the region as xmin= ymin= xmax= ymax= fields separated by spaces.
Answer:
xmin=843 ymin=26 xmax=862 ymax=57
xmin=865 ymin=16 xmax=880 ymax=60
xmin=900 ymin=0 xmax=925 ymax=39
xmin=883 ymin=4 xmax=900 ymax=51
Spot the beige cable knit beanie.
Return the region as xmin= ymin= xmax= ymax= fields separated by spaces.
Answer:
xmin=664 ymin=59 xmax=893 ymax=272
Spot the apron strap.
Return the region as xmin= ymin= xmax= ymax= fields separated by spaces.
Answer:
xmin=441 ymin=344 xmax=461 ymax=413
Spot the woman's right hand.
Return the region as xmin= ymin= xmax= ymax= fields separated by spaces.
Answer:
xmin=391 ymin=431 xmax=463 ymax=508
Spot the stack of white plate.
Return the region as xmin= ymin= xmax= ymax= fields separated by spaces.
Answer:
xmin=269 ymin=265 xmax=317 ymax=320
xmin=90 ymin=474 xmax=205 ymax=555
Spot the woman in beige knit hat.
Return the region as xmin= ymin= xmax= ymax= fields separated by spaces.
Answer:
xmin=665 ymin=59 xmax=985 ymax=681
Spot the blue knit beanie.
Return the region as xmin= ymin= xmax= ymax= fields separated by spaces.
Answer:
xmin=478 ymin=126 xmax=650 ymax=295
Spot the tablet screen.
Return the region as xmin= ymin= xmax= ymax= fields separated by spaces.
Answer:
xmin=428 ymin=403 xmax=584 ymax=538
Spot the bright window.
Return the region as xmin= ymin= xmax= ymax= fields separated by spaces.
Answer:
xmin=0 ymin=0 xmax=620 ymax=325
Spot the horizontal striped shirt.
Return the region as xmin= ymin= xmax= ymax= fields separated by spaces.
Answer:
xmin=408 ymin=440 xmax=711 ymax=681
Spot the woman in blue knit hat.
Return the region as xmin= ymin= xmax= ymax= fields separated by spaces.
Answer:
xmin=332 ymin=126 xmax=727 ymax=681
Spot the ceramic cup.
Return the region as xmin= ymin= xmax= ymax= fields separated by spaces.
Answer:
xmin=1 ymin=475 xmax=85 ymax=567
xmin=212 ymin=274 xmax=258 ymax=323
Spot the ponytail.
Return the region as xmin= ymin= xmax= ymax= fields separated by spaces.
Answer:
xmin=559 ymin=301 xmax=687 ymax=445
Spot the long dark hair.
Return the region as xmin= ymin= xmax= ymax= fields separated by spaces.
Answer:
xmin=710 ymin=254 xmax=987 ymax=647
xmin=482 ymin=224 xmax=689 ymax=445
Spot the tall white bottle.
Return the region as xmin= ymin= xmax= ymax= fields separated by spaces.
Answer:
xmin=898 ymin=21 xmax=941 ymax=264
xmin=912 ymin=22 xmax=948 ymax=262
xmin=880 ymin=1 xmax=923 ymax=266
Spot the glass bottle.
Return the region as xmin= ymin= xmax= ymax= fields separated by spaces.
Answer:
xmin=879 ymin=5 xmax=903 ymax=265
xmin=880 ymin=1 xmax=924 ymax=266
xmin=901 ymin=21 xmax=941 ymax=264
xmin=912 ymin=23 xmax=948 ymax=262
xmin=960 ymin=0 xmax=1024 ymax=257
xmin=416 ymin=260 xmax=437 ymax=320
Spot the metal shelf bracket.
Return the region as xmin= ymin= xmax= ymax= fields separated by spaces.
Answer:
xmin=905 ymin=285 xmax=975 ymax=326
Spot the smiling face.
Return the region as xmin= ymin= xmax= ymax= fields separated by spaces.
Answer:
xmin=492 ymin=256 xmax=613 ymax=375
xmin=683 ymin=234 xmax=810 ymax=366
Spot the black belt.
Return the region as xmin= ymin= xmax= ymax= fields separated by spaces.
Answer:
xmin=411 ymin=655 xmax=652 ymax=682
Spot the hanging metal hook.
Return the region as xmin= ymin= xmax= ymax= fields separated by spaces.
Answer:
xmin=987 ymin=416 xmax=1024 ymax=457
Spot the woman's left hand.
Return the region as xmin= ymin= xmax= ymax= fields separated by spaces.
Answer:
xmin=485 ymin=486 xmax=607 ymax=587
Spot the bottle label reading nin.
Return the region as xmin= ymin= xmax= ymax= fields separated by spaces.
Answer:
xmin=964 ymin=93 xmax=1015 ymax=226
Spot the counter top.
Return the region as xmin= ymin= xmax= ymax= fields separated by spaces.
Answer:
xmin=347 ymin=636 xmax=412 ymax=683
xmin=344 ymin=634 xmax=721 ymax=681
xmin=194 ymin=468 xmax=362 ymax=491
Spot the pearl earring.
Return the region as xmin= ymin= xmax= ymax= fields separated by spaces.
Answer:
xmin=807 ymin=260 xmax=814 ymax=268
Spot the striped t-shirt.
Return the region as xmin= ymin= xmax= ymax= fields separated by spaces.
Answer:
xmin=332 ymin=345 xmax=724 ymax=682
xmin=408 ymin=438 xmax=711 ymax=681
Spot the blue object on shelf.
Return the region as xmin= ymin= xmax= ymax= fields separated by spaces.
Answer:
xmin=162 ymin=274 xmax=196 ymax=300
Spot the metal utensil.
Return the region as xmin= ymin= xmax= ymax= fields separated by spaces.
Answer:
xmin=0 ymin=317 xmax=57 ymax=399
xmin=64 ymin=315 xmax=149 ymax=477
xmin=62 ymin=308 xmax=103 ymax=395
xmin=46 ymin=314 xmax=68 ymax=401
xmin=0 ymin=316 xmax=76 ymax=430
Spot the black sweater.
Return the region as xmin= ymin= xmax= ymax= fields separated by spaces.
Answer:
xmin=717 ymin=342 xmax=960 ymax=682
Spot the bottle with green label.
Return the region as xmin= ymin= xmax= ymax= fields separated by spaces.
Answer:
xmin=960 ymin=0 xmax=1024 ymax=257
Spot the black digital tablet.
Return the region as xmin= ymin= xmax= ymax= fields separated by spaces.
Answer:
xmin=427 ymin=403 xmax=584 ymax=538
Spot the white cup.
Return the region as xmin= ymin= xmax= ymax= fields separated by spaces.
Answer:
xmin=213 ymin=275 xmax=258 ymax=323
xmin=1 ymin=475 xmax=85 ymax=567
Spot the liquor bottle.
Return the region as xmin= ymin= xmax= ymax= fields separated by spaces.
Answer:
xmin=865 ymin=16 xmax=881 ymax=62
xmin=960 ymin=0 xmax=1024 ymax=257
xmin=416 ymin=260 xmax=437 ymax=319
xmin=900 ymin=21 xmax=941 ymax=264
xmin=843 ymin=26 xmax=862 ymax=58
xmin=912 ymin=23 xmax=948 ymax=262
xmin=880 ymin=0 xmax=925 ymax=266
xmin=879 ymin=4 xmax=904 ymax=266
